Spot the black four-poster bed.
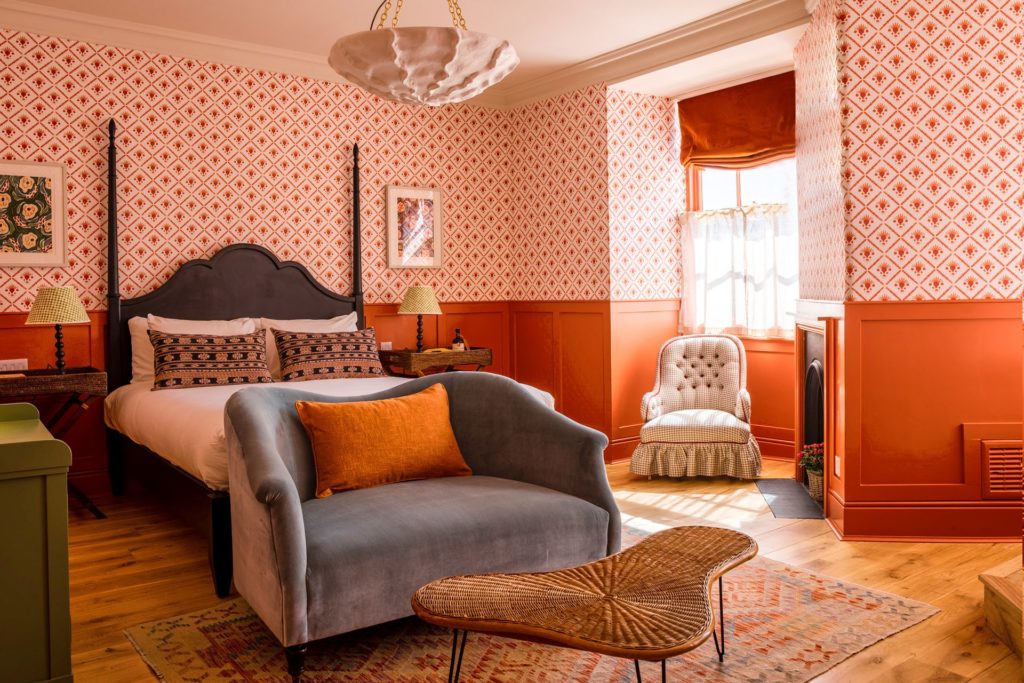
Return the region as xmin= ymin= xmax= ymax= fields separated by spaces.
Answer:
xmin=104 ymin=120 xmax=365 ymax=596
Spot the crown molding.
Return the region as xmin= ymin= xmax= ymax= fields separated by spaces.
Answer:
xmin=0 ymin=0 xmax=807 ymax=110
xmin=496 ymin=0 xmax=810 ymax=107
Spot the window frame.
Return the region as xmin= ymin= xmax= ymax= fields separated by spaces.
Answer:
xmin=686 ymin=158 xmax=795 ymax=212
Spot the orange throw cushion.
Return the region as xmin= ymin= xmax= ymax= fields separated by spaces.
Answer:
xmin=296 ymin=384 xmax=472 ymax=497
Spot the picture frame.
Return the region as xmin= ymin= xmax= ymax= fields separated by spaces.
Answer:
xmin=386 ymin=184 xmax=442 ymax=269
xmin=0 ymin=160 xmax=67 ymax=267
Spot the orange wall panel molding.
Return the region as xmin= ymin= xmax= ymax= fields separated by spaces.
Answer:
xmin=0 ymin=311 xmax=108 ymax=495
xmin=508 ymin=301 xmax=612 ymax=437
xmin=742 ymin=337 xmax=796 ymax=460
xmin=605 ymin=300 xmax=797 ymax=464
xmin=835 ymin=299 xmax=1023 ymax=541
xmin=365 ymin=302 xmax=510 ymax=376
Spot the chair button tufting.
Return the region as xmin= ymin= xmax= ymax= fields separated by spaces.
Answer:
xmin=691 ymin=384 xmax=697 ymax=389
xmin=719 ymin=385 xmax=724 ymax=389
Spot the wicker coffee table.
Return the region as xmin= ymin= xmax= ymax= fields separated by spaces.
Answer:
xmin=412 ymin=526 xmax=757 ymax=682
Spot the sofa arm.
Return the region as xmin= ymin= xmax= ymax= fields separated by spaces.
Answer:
xmin=736 ymin=389 xmax=751 ymax=423
xmin=225 ymin=395 xmax=309 ymax=647
xmin=434 ymin=374 xmax=621 ymax=555
xmin=641 ymin=391 xmax=663 ymax=422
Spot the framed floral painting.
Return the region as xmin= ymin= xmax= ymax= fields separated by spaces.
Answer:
xmin=0 ymin=160 xmax=67 ymax=267
xmin=386 ymin=185 xmax=442 ymax=269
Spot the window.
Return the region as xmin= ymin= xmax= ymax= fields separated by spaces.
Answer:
xmin=681 ymin=158 xmax=799 ymax=338
xmin=689 ymin=158 xmax=798 ymax=211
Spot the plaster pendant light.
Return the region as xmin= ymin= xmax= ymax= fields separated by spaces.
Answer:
xmin=328 ymin=0 xmax=519 ymax=106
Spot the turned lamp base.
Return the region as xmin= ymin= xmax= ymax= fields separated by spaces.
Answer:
xmin=53 ymin=323 xmax=66 ymax=374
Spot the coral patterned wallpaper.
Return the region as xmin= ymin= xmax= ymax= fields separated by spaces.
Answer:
xmin=839 ymin=0 xmax=1022 ymax=301
xmin=794 ymin=0 xmax=847 ymax=301
xmin=607 ymin=89 xmax=685 ymax=301
xmin=507 ymin=85 xmax=611 ymax=301
xmin=797 ymin=0 xmax=1023 ymax=302
xmin=0 ymin=28 xmax=513 ymax=310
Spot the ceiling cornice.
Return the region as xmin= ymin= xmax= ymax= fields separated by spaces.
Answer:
xmin=497 ymin=0 xmax=810 ymax=107
xmin=0 ymin=0 xmax=808 ymax=109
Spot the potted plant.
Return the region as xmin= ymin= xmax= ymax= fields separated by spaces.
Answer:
xmin=800 ymin=442 xmax=825 ymax=502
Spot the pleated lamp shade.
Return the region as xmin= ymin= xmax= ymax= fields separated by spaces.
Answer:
xmin=26 ymin=287 xmax=90 ymax=325
xmin=398 ymin=286 xmax=442 ymax=315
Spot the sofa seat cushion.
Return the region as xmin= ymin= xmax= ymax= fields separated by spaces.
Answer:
xmin=301 ymin=475 xmax=611 ymax=640
xmin=640 ymin=409 xmax=749 ymax=445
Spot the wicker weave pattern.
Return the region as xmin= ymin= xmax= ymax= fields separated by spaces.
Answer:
xmin=412 ymin=526 xmax=757 ymax=660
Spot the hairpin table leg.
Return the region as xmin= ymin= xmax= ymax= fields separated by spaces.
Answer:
xmin=448 ymin=629 xmax=468 ymax=682
xmin=634 ymin=659 xmax=642 ymax=682
xmin=711 ymin=576 xmax=725 ymax=662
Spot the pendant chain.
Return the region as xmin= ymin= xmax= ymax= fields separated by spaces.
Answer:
xmin=376 ymin=0 xmax=467 ymax=30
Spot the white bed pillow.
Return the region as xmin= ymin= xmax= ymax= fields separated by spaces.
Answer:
xmin=260 ymin=313 xmax=359 ymax=379
xmin=128 ymin=315 xmax=259 ymax=384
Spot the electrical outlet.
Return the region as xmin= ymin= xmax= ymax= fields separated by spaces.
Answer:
xmin=834 ymin=455 xmax=841 ymax=478
xmin=0 ymin=358 xmax=28 ymax=372
xmin=380 ymin=341 xmax=393 ymax=350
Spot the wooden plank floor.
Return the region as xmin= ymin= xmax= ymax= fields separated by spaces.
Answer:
xmin=68 ymin=459 xmax=1022 ymax=682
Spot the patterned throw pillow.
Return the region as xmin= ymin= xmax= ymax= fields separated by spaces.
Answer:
xmin=273 ymin=328 xmax=385 ymax=381
xmin=148 ymin=330 xmax=273 ymax=390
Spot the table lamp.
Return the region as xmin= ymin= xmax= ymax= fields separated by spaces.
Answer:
xmin=398 ymin=285 xmax=441 ymax=352
xmin=26 ymin=286 xmax=90 ymax=374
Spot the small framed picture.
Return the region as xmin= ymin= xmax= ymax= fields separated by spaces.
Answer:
xmin=0 ymin=160 xmax=67 ymax=267
xmin=386 ymin=184 xmax=442 ymax=269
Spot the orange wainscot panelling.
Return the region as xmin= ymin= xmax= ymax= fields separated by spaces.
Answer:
xmin=833 ymin=299 xmax=1023 ymax=541
xmin=509 ymin=302 xmax=611 ymax=438
xmin=605 ymin=300 xmax=797 ymax=464
xmin=364 ymin=302 xmax=511 ymax=376
xmin=607 ymin=300 xmax=681 ymax=462
xmin=741 ymin=337 xmax=796 ymax=461
xmin=0 ymin=311 xmax=109 ymax=497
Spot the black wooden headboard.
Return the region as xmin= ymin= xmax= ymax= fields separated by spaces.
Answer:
xmin=104 ymin=120 xmax=364 ymax=390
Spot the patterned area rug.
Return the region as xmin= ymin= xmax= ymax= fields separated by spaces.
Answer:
xmin=126 ymin=550 xmax=937 ymax=682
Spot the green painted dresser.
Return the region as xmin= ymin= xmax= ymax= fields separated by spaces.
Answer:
xmin=0 ymin=403 xmax=73 ymax=683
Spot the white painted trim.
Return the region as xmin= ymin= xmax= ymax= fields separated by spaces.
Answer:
xmin=0 ymin=0 xmax=807 ymax=109
xmin=795 ymin=299 xmax=845 ymax=325
xmin=500 ymin=0 xmax=810 ymax=106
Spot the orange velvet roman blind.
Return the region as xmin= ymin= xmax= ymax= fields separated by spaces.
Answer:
xmin=677 ymin=71 xmax=795 ymax=169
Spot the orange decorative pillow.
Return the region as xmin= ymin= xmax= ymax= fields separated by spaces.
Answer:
xmin=296 ymin=384 xmax=472 ymax=497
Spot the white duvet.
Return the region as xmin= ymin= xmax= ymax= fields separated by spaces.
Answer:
xmin=105 ymin=376 xmax=554 ymax=491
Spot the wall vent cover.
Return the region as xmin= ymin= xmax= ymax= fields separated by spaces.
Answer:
xmin=980 ymin=440 xmax=1022 ymax=500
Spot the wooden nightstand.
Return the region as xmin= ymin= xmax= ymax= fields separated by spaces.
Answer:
xmin=0 ymin=367 xmax=108 ymax=519
xmin=379 ymin=348 xmax=493 ymax=378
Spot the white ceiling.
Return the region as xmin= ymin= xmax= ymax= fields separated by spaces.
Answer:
xmin=1 ymin=0 xmax=810 ymax=105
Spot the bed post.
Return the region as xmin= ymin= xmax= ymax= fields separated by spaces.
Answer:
xmin=352 ymin=143 xmax=364 ymax=326
xmin=106 ymin=119 xmax=125 ymax=496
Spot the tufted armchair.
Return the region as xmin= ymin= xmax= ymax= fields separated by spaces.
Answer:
xmin=630 ymin=334 xmax=762 ymax=479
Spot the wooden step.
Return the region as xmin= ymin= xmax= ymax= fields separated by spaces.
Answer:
xmin=979 ymin=560 xmax=1022 ymax=658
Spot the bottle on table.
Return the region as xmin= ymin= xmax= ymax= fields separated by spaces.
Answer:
xmin=451 ymin=328 xmax=466 ymax=351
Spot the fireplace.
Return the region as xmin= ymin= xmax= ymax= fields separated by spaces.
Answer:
xmin=798 ymin=325 xmax=826 ymax=499
xmin=802 ymin=332 xmax=824 ymax=446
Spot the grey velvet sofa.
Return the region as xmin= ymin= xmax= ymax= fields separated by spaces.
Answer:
xmin=224 ymin=372 xmax=621 ymax=681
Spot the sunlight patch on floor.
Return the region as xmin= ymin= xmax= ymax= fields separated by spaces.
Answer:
xmin=613 ymin=487 xmax=767 ymax=526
